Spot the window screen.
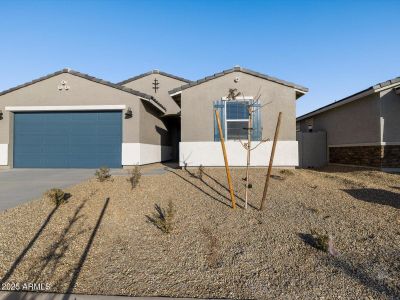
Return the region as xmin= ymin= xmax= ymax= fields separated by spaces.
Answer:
xmin=213 ymin=99 xmax=262 ymax=141
xmin=226 ymin=101 xmax=248 ymax=140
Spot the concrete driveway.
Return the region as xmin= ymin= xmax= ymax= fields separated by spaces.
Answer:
xmin=0 ymin=169 xmax=100 ymax=211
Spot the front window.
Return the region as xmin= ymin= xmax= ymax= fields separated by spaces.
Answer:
xmin=225 ymin=100 xmax=249 ymax=140
xmin=213 ymin=98 xmax=262 ymax=142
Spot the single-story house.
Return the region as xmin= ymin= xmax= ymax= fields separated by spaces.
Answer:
xmin=297 ymin=76 xmax=400 ymax=171
xmin=0 ymin=66 xmax=307 ymax=168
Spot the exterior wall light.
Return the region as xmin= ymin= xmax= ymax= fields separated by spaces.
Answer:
xmin=0 ymin=110 xmax=3 ymax=120
xmin=125 ymin=107 xmax=133 ymax=119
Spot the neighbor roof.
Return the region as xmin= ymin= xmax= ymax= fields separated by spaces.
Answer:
xmin=0 ymin=68 xmax=166 ymax=112
xmin=297 ymin=75 xmax=400 ymax=122
xmin=168 ymin=66 xmax=308 ymax=95
xmin=117 ymin=70 xmax=192 ymax=85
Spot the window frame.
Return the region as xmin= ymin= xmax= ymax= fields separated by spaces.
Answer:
xmin=223 ymin=97 xmax=253 ymax=141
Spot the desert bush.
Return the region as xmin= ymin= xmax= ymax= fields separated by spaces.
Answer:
xmin=146 ymin=200 xmax=175 ymax=234
xmin=310 ymin=229 xmax=329 ymax=252
xmin=310 ymin=229 xmax=338 ymax=256
xmin=45 ymin=188 xmax=68 ymax=206
xmin=128 ymin=166 xmax=141 ymax=189
xmin=197 ymin=165 xmax=204 ymax=180
xmin=280 ymin=169 xmax=294 ymax=176
xmin=95 ymin=166 xmax=111 ymax=182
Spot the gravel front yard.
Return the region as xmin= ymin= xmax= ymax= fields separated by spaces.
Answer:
xmin=0 ymin=165 xmax=399 ymax=299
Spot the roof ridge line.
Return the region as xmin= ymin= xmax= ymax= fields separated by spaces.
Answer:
xmin=117 ymin=70 xmax=192 ymax=85
xmin=168 ymin=66 xmax=308 ymax=95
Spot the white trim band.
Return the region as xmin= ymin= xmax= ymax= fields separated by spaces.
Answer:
xmin=180 ymin=141 xmax=298 ymax=167
xmin=122 ymin=143 xmax=173 ymax=165
xmin=0 ymin=144 xmax=8 ymax=166
xmin=5 ymin=105 xmax=127 ymax=112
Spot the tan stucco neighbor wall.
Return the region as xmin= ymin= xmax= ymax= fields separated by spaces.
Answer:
xmin=122 ymin=74 xmax=186 ymax=115
xmin=298 ymin=93 xmax=381 ymax=146
xmin=180 ymin=71 xmax=298 ymax=142
xmin=380 ymin=88 xmax=400 ymax=143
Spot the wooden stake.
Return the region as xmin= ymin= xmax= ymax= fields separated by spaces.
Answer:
xmin=215 ymin=110 xmax=236 ymax=209
xmin=260 ymin=112 xmax=282 ymax=211
xmin=244 ymin=105 xmax=252 ymax=209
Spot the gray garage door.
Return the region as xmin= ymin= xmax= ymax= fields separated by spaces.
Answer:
xmin=13 ymin=111 xmax=122 ymax=168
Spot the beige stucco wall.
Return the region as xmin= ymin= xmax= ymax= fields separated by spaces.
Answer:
xmin=297 ymin=93 xmax=381 ymax=145
xmin=121 ymin=74 xmax=186 ymax=115
xmin=180 ymin=71 xmax=297 ymax=142
xmin=380 ymin=88 xmax=400 ymax=143
xmin=139 ymin=101 xmax=170 ymax=145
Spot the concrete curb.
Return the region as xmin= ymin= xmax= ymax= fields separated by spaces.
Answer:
xmin=0 ymin=291 xmax=220 ymax=300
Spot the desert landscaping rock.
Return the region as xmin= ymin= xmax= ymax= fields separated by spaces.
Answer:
xmin=0 ymin=165 xmax=399 ymax=299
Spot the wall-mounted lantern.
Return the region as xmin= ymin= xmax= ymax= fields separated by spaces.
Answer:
xmin=125 ymin=107 xmax=133 ymax=119
xmin=0 ymin=110 xmax=3 ymax=120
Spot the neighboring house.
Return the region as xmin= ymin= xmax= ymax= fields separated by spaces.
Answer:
xmin=169 ymin=66 xmax=308 ymax=167
xmin=0 ymin=66 xmax=307 ymax=169
xmin=297 ymin=76 xmax=400 ymax=171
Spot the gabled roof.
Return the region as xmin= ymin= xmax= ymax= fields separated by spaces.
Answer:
xmin=117 ymin=69 xmax=192 ymax=85
xmin=297 ymin=75 xmax=400 ymax=122
xmin=168 ymin=66 xmax=308 ymax=95
xmin=0 ymin=68 xmax=166 ymax=112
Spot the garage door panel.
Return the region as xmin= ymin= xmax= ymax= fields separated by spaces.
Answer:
xmin=14 ymin=111 xmax=122 ymax=168
xmin=14 ymin=144 xmax=43 ymax=154
xmin=45 ymin=127 xmax=71 ymax=135
xmin=44 ymin=136 xmax=69 ymax=145
xmin=43 ymin=144 xmax=69 ymax=154
xmin=14 ymin=135 xmax=44 ymax=145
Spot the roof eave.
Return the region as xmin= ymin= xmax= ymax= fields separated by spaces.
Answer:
xmin=139 ymin=97 xmax=166 ymax=114
xmin=295 ymin=89 xmax=308 ymax=100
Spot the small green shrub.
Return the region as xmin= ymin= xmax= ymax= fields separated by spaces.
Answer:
xmin=95 ymin=166 xmax=111 ymax=182
xmin=310 ymin=229 xmax=329 ymax=252
xmin=45 ymin=188 xmax=68 ymax=206
xmin=128 ymin=166 xmax=141 ymax=189
xmin=146 ymin=200 xmax=175 ymax=234
xmin=280 ymin=169 xmax=294 ymax=176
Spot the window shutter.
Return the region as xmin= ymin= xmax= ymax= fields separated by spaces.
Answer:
xmin=251 ymin=102 xmax=262 ymax=141
xmin=213 ymin=100 xmax=225 ymax=141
